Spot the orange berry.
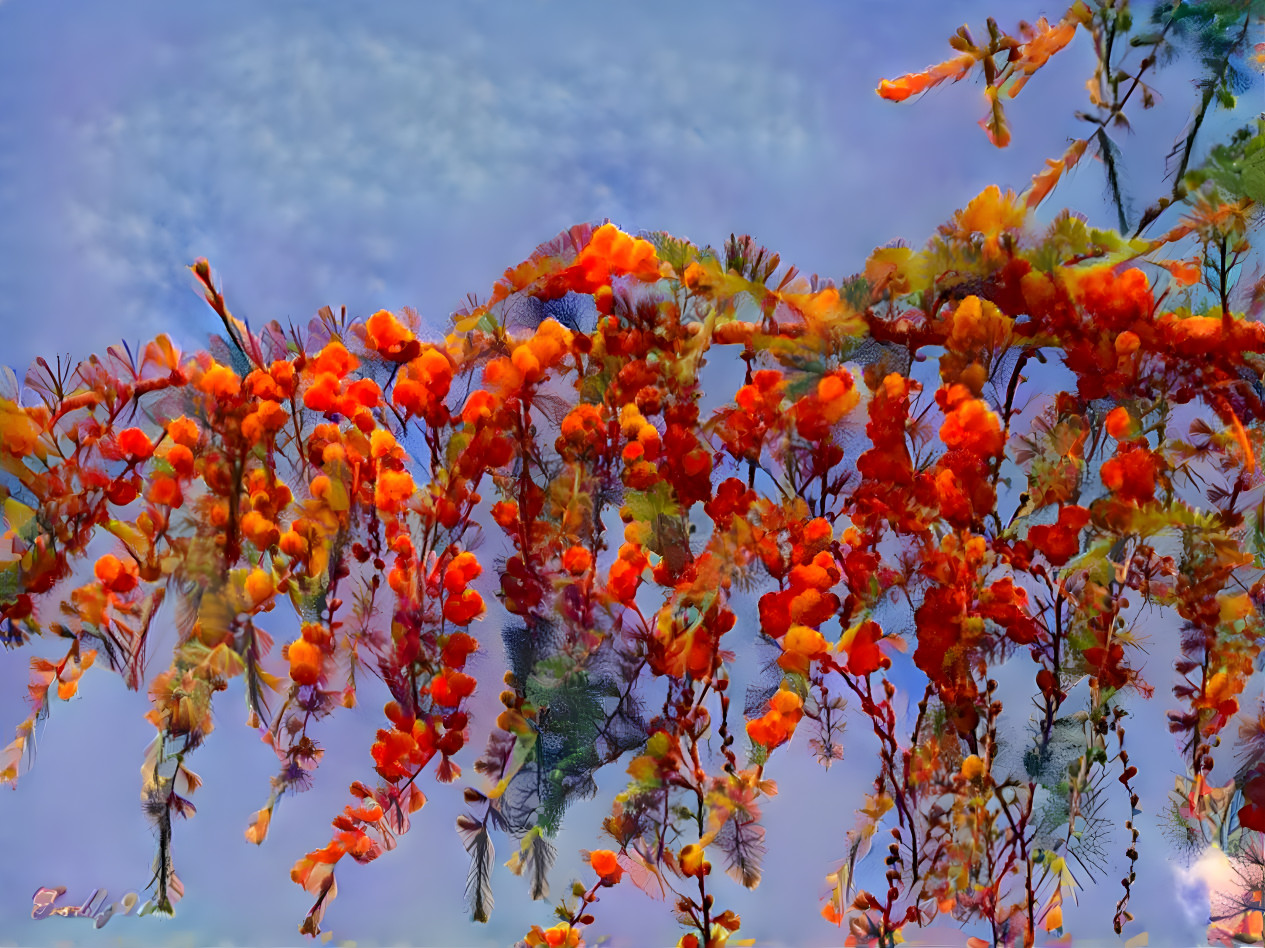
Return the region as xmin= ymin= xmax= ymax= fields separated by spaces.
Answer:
xmin=288 ymin=638 xmax=322 ymax=686
xmin=94 ymin=554 xmax=137 ymax=593
xmin=561 ymin=546 xmax=593 ymax=575
xmin=244 ymin=568 xmax=274 ymax=609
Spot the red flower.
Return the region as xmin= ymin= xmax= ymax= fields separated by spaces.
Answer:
xmin=430 ymin=670 xmax=477 ymax=707
xmin=1100 ymin=443 xmax=1157 ymax=504
xmin=841 ymin=620 xmax=889 ymax=677
xmin=1027 ymin=505 xmax=1091 ymax=566
xmin=443 ymin=589 xmax=485 ymax=626
xmin=116 ymin=427 xmax=154 ymax=459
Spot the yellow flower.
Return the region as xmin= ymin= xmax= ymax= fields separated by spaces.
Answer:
xmin=961 ymin=754 xmax=985 ymax=781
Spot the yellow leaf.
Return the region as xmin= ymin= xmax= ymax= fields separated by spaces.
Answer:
xmin=626 ymin=753 xmax=661 ymax=786
xmin=245 ymin=807 xmax=272 ymax=845
xmin=0 ymin=398 xmax=43 ymax=459
xmin=106 ymin=519 xmax=152 ymax=558
xmin=1220 ymin=593 xmax=1254 ymax=625
xmin=256 ymin=667 xmax=286 ymax=693
xmin=3 ymin=498 xmax=34 ymax=534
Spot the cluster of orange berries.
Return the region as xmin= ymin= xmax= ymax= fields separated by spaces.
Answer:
xmin=745 ymin=687 xmax=804 ymax=750
xmin=285 ymin=622 xmax=333 ymax=687
xmin=302 ymin=341 xmax=382 ymax=431
xmin=758 ymin=549 xmax=841 ymax=641
xmin=618 ymin=403 xmax=664 ymax=489
xmin=393 ymin=347 xmax=454 ymax=425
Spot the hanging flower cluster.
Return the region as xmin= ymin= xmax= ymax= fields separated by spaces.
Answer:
xmin=3 ymin=5 xmax=1265 ymax=945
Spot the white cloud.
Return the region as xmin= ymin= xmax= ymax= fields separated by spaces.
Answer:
xmin=37 ymin=2 xmax=844 ymax=365
xmin=1175 ymin=844 xmax=1238 ymax=928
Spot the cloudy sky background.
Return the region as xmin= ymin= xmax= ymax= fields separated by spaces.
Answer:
xmin=0 ymin=0 xmax=1258 ymax=945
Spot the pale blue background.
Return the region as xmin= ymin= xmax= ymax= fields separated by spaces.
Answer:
xmin=0 ymin=1 xmax=1254 ymax=945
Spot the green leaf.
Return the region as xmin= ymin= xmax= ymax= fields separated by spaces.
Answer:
xmin=621 ymin=481 xmax=680 ymax=524
xmin=1197 ymin=119 xmax=1265 ymax=204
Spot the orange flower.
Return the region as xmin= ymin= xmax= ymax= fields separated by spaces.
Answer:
xmin=374 ymin=469 xmax=415 ymax=515
xmin=444 ymin=588 xmax=485 ymax=626
xmin=491 ymin=500 xmax=519 ymax=529
xmin=461 ymin=389 xmax=498 ymax=425
xmin=198 ymin=364 xmax=241 ymax=400
xmin=948 ymin=185 xmax=1027 ymax=259
xmin=160 ymin=417 xmax=198 ymax=451
xmin=392 ymin=349 xmax=453 ymax=423
xmin=570 ymin=223 xmax=662 ymax=290
xmin=483 ymin=356 xmax=523 ymax=393
xmin=288 ymin=638 xmax=323 ymax=686
xmin=1100 ymin=443 xmax=1157 ymax=504
xmin=561 ymin=545 xmax=593 ymax=575
xmin=115 ymin=427 xmax=154 ymax=459
xmin=607 ymin=545 xmax=648 ymax=604
xmin=240 ymin=510 xmax=281 ymax=550
xmin=364 ymin=310 xmax=419 ymax=361
xmin=145 ymin=475 xmax=183 ymax=508
xmin=947 ymin=295 xmax=1013 ymax=352
xmin=279 ymin=529 xmax=308 ymax=558
xmin=344 ymin=378 xmax=382 ymax=409
xmin=311 ymin=340 xmax=359 ymax=378
xmin=558 ymin=403 xmax=606 ymax=457
xmin=794 ymin=370 xmax=858 ymax=441
xmin=524 ymin=923 xmax=584 ymax=948
xmin=430 ymin=669 xmax=477 ymax=706
xmin=746 ymin=687 xmax=803 ymax=750
xmin=441 ymin=632 xmax=478 ymax=670
xmin=244 ymin=568 xmax=274 ymax=609
xmin=678 ymin=843 xmax=708 ymax=878
xmin=415 ymin=347 xmax=453 ymax=389
xmin=511 ymin=345 xmax=543 ymax=384
xmin=839 ymin=619 xmax=889 ymax=676
xmin=304 ymin=372 xmax=342 ymax=413
xmin=777 ymin=624 xmax=829 ymax=677
xmin=877 ymin=52 xmax=976 ymax=102
xmin=940 ymin=397 xmax=1005 ymax=458
xmin=164 ymin=444 xmax=195 ymax=479
xmin=960 ymin=754 xmax=985 ymax=781
xmin=245 ymin=368 xmax=281 ymax=401
xmin=1027 ymin=505 xmax=1091 ymax=566
xmin=1072 ymin=266 xmax=1154 ymax=332
xmin=301 ymin=622 xmax=333 ymax=648
xmin=1104 ymin=406 xmax=1132 ymax=439
xmin=371 ymin=726 xmax=420 ymax=780
xmin=443 ymin=552 xmax=482 ymax=593
xmin=589 ymin=849 xmax=623 ymax=884
xmin=242 ymin=401 xmax=289 ymax=444
xmin=95 ymin=553 xmax=138 ymax=594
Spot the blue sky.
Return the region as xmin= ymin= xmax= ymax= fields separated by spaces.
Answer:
xmin=0 ymin=1 xmax=1257 ymax=945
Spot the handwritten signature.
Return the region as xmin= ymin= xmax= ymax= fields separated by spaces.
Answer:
xmin=31 ymin=886 xmax=154 ymax=929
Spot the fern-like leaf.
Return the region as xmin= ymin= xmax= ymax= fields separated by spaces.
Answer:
xmin=457 ymin=814 xmax=495 ymax=923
